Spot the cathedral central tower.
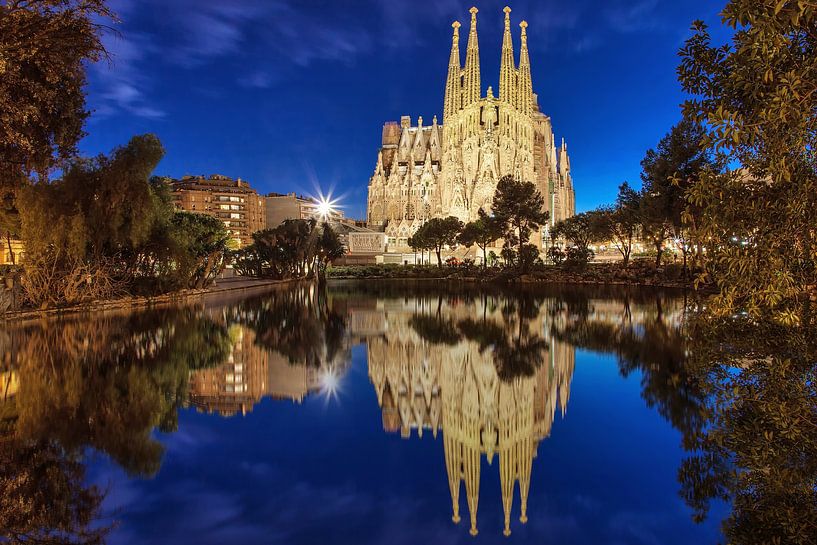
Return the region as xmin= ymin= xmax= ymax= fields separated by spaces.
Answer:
xmin=366 ymin=6 xmax=576 ymax=249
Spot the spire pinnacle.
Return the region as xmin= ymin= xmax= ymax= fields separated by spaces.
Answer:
xmin=517 ymin=21 xmax=532 ymax=114
xmin=463 ymin=7 xmax=481 ymax=106
xmin=443 ymin=20 xmax=463 ymax=122
xmin=499 ymin=6 xmax=516 ymax=103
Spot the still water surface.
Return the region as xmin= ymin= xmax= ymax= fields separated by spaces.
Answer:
xmin=4 ymin=281 xmax=804 ymax=544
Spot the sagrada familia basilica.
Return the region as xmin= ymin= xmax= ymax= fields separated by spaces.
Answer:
xmin=366 ymin=6 xmax=576 ymax=248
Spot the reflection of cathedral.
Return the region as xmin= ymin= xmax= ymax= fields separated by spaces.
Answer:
xmin=366 ymin=7 xmax=576 ymax=248
xmin=359 ymin=297 xmax=575 ymax=536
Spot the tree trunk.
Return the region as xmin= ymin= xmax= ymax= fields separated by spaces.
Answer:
xmin=5 ymin=231 xmax=14 ymax=266
xmin=436 ymin=247 xmax=442 ymax=268
xmin=655 ymin=241 xmax=662 ymax=266
xmin=482 ymin=245 xmax=487 ymax=269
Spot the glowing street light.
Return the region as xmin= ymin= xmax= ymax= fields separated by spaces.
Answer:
xmin=316 ymin=197 xmax=335 ymax=219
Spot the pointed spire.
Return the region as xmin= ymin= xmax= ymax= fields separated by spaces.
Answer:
xmin=443 ymin=21 xmax=462 ymax=122
xmin=499 ymin=6 xmax=516 ymax=103
xmin=518 ymin=21 xmax=533 ymax=114
xmin=463 ymin=7 xmax=481 ymax=107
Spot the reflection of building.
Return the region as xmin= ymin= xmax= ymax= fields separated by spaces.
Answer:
xmin=366 ymin=7 xmax=575 ymax=250
xmin=168 ymin=174 xmax=266 ymax=248
xmin=188 ymin=327 xmax=269 ymax=417
xmin=188 ymin=325 xmax=348 ymax=416
xmin=358 ymin=297 xmax=575 ymax=536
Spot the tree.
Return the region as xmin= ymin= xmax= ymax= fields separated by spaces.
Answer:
xmin=640 ymin=120 xmax=716 ymax=267
xmin=677 ymin=2 xmax=817 ymax=321
xmin=599 ymin=182 xmax=641 ymax=266
xmin=412 ymin=216 xmax=463 ymax=267
xmin=17 ymin=134 xmax=167 ymax=305
xmin=458 ymin=210 xmax=502 ymax=269
xmin=491 ymin=176 xmax=549 ymax=271
xmin=316 ymin=223 xmax=345 ymax=280
xmin=551 ymin=210 xmax=606 ymax=265
xmin=169 ymin=212 xmax=230 ymax=289
xmin=0 ymin=0 xmax=112 ymax=185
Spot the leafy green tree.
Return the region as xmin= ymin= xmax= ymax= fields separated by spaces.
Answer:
xmin=552 ymin=210 xmax=606 ymax=265
xmin=316 ymin=224 xmax=345 ymax=280
xmin=640 ymin=120 xmax=716 ymax=267
xmin=169 ymin=212 xmax=230 ymax=289
xmin=546 ymin=245 xmax=565 ymax=265
xmin=490 ymin=176 xmax=549 ymax=271
xmin=678 ymin=2 xmax=817 ymax=321
xmin=0 ymin=0 xmax=112 ymax=183
xmin=17 ymin=134 xmax=168 ymax=305
xmin=598 ymin=183 xmax=641 ymax=266
xmin=458 ymin=210 xmax=502 ymax=269
xmin=412 ymin=216 xmax=463 ymax=267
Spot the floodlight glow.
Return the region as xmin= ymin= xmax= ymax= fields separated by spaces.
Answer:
xmin=316 ymin=198 xmax=334 ymax=218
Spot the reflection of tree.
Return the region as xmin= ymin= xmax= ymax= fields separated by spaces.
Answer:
xmin=7 ymin=306 xmax=231 ymax=477
xmin=409 ymin=292 xmax=550 ymax=381
xmin=227 ymin=285 xmax=348 ymax=368
xmin=0 ymin=439 xmax=108 ymax=545
xmin=549 ymin=289 xmax=817 ymax=545
xmin=679 ymin=317 xmax=817 ymax=545
xmin=550 ymin=292 xmax=704 ymax=436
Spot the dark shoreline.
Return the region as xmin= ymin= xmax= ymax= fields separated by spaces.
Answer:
xmin=0 ymin=277 xmax=299 ymax=323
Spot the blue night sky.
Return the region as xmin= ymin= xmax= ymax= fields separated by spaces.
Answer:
xmin=80 ymin=0 xmax=729 ymax=219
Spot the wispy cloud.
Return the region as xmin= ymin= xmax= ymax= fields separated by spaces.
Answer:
xmin=605 ymin=0 xmax=662 ymax=33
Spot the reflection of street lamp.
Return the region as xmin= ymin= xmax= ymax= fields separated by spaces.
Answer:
xmin=320 ymin=366 xmax=343 ymax=405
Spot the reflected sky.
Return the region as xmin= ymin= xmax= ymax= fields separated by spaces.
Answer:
xmin=1 ymin=283 xmax=732 ymax=544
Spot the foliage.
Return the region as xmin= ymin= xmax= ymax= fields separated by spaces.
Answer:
xmin=678 ymin=2 xmax=817 ymax=321
xmin=0 ymin=439 xmax=108 ymax=545
xmin=6 ymin=306 xmax=232 ymax=477
xmin=232 ymin=219 xmax=343 ymax=280
xmin=458 ymin=210 xmax=503 ymax=269
xmin=226 ymin=286 xmax=348 ymax=368
xmin=552 ymin=210 xmax=606 ymax=266
xmin=639 ymin=119 xmax=716 ymax=267
xmin=168 ymin=212 xmax=230 ymax=289
xmin=596 ymin=183 xmax=641 ymax=265
xmin=17 ymin=135 xmax=169 ymax=305
xmin=546 ymin=245 xmax=565 ymax=265
xmin=565 ymin=246 xmax=595 ymax=266
xmin=409 ymin=216 xmax=463 ymax=267
xmin=680 ymin=315 xmax=817 ymax=545
xmin=0 ymin=0 xmax=113 ymax=186
xmin=491 ymin=176 xmax=549 ymax=272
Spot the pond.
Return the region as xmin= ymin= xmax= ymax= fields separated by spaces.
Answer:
xmin=1 ymin=281 xmax=814 ymax=544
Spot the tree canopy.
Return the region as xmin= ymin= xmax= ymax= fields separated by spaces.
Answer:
xmin=491 ymin=176 xmax=549 ymax=271
xmin=678 ymin=1 xmax=817 ymax=322
xmin=409 ymin=216 xmax=463 ymax=267
xmin=0 ymin=0 xmax=113 ymax=184
xmin=458 ymin=210 xmax=502 ymax=268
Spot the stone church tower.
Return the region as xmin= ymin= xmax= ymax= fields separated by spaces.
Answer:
xmin=366 ymin=7 xmax=576 ymax=247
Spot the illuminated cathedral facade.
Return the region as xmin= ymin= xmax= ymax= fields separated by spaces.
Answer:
xmin=366 ymin=7 xmax=576 ymax=247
